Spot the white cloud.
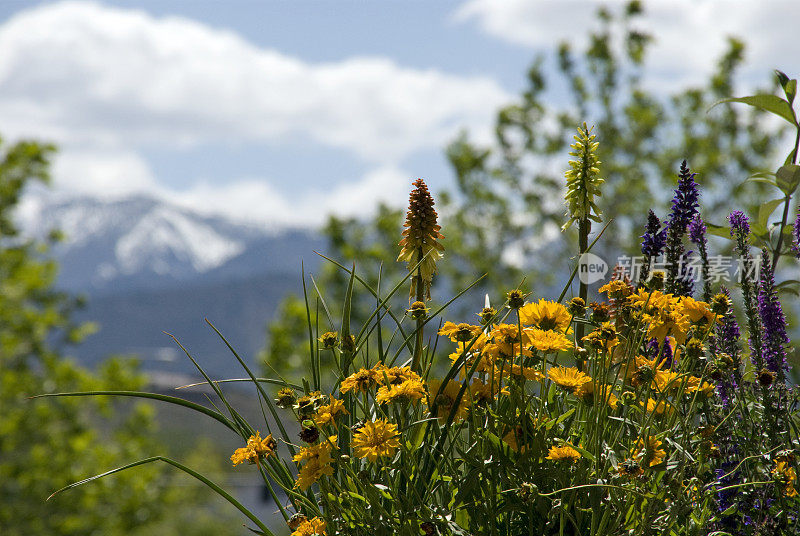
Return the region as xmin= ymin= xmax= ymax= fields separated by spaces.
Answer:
xmin=0 ymin=1 xmax=510 ymax=162
xmin=455 ymin=0 xmax=800 ymax=92
xmin=53 ymin=148 xmax=158 ymax=196
xmin=173 ymin=165 xmax=411 ymax=228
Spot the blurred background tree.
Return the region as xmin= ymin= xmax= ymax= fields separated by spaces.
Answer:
xmin=261 ymin=0 xmax=789 ymax=381
xmin=0 ymin=137 xmax=240 ymax=535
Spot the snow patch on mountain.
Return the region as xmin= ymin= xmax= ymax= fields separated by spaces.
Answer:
xmin=115 ymin=206 xmax=244 ymax=274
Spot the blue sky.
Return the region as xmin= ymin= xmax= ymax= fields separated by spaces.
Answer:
xmin=2 ymin=0 xmax=798 ymax=227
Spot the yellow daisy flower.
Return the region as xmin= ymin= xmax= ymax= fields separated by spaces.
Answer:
xmin=293 ymin=436 xmax=338 ymax=491
xmin=679 ymin=296 xmax=715 ymax=326
xmin=340 ymin=367 xmax=381 ymax=394
xmin=546 ymin=444 xmax=582 ymax=463
xmin=291 ymin=517 xmax=327 ymax=536
xmin=376 ymin=378 xmax=427 ymax=405
xmin=528 ymin=328 xmax=572 ymax=352
xmin=632 ymin=436 xmax=666 ymax=467
xmin=642 ymin=398 xmax=674 ymax=417
xmin=230 ymin=431 xmax=277 ymax=466
xmin=519 ymin=299 xmax=572 ymax=333
xmin=428 ymin=378 xmax=470 ymax=422
xmin=313 ymin=397 xmax=349 ymax=426
xmin=438 ymin=321 xmax=483 ymax=343
xmin=548 ymin=366 xmax=591 ymax=392
xmin=352 ymin=419 xmax=400 ymax=462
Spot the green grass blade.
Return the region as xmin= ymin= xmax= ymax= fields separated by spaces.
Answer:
xmin=205 ymin=319 xmax=295 ymax=456
xmin=48 ymin=456 xmax=274 ymax=535
xmin=31 ymin=391 xmax=238 ymax=433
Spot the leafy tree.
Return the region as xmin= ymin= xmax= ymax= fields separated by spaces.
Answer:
xmin=263 ymin=1 xmax=785 ymax=380
xmin=0 ymin=136 xmax=239 ymax=535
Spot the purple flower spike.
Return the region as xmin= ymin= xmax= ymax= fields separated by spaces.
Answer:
xmin=792 ymin=207 xmax=800 ymax=258
xmin=688 ymin=214 xmax=706 ymax=245
xmin=757 ymin=249 xmax=789 ymax=378
xmin=668 ymin=160 xmax=700 ymax=232
xmin=728 ymin=210 xmax=750 ymax=238
xmin=641 ymin=210 xmax=666 ymax=257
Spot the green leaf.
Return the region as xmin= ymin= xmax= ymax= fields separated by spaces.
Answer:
xmin=757 ymin=199 xmax=784 ymax=228
xmin=713 ymin=95 xmax=797 ymax=126
xmin=776 ymin=69 xmax=796 ymax=104
xmin=776 ymin=164 xmax=800 ymax=195
xmin=705 ymin=222 xmax=733 ymax=240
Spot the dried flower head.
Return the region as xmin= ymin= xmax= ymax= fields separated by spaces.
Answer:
xmin=397 ymin=178 xmax=444 ymax=300
xmin=275 ymin=387 xmax=297 ymax=409
xmin=318 ymin=331 xmax=338 ymax=349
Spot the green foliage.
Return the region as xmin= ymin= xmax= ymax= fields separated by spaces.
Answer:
xmin=0 ymin=136 xmax=239 ymax=536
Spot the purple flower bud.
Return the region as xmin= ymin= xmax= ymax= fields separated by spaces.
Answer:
xmin=728 ymin=210 xmax=750 ymax=238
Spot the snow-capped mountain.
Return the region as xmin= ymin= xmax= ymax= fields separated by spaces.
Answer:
xmin=17 ymin=190 xmax=325 ymax=374
xmin=19 ymin=190 xmax=323 ymax=293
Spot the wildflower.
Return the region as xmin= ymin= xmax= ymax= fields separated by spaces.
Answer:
xmin=407 ymin=300 xmax=429 ymax=319
xmin=477 ymin=306 xmax=497 ymax=325
xmin=397 ymin=178 xmax=444 ymax=300
xmin=714 ymin=287 xmax=740 ymax=408
xmin=503 ymin=363 xmax=545 ymax=383
xmin=374 ymin=363 xmax=421 ymax=385
xmin=438 ymin=321 xmax=482 ymax=343
xmin=793 ymin=207 xmax=800 ymax=257
xmin=547 ymin=366 xmax=591 ymax=392
xmin=295 ymin=391 xmax=324 ymax=416
xmin=376 ymin=378 xmax=427 ymax=405
xmin=299 ymin=423 xmax=320 ymax=444
xmin=757 ymin=250 xmax=789 ymax=378
xmin=575 ymin=382 xmax=619 ymax=409
xmin=293 ymin=436 xmax=338 ymax=491
xmin=506 ymin=289 xmax=527 ymax=310
xmin=689 ymin=214 xmax=711 ymax=300
xmin=641 ymin=210 xmax=667 ymax=258
xmin=340 ymin=367 xmax=380 ymax=394
xmin=313 ymin=397 xmax=348 ymax=426
xmin=469 ymin=377 xmax=503 ymax=405
xmin=351 ymin=419 xmax=400 ymax=462
xmin=528 ymin=328 xmax=572 ymax=353
xmin=685 ymin=338 xmax=704 ymax=360
xmin=710 ymin=292 xmax=731 ymax=315
xmin=757 ymin=367 xmax=775 ymax=387
xmin=489 ymin=323 xmax=528 ymax=356
xmin=428 ymin=379 xmax=469 ymax=422
xmin=231 ymin=431 xmax=277 ymax=466
xmin=562 ymin=122 xmax=603 ymax=231
xmin=618 ymin=458 xmax=644 ymax=478
xmin=685 ymin=376 xmax=715 ymax=397
xmin=729 ymin=211 xmax=763 ymax=370
xmin=519 ymin=299 xmax=572 ymax=332
xmin=633 ymin=436 xmax=666 ymax=467
xmin=620 ymin=391 xmax=637 ymax=406
xmin=599 ymin=279 xmax=633 ymax=300
xmin=642 ymin=398 xmax=674 ymax=417
xmin=318 ymin=331 xmax=338 ymax=349
xmin=567 ymin=296 xmax=586 ymax=317
xmin=772 ymin=459 xmax=798 ymax=498
xmin=291 ymin=517 xmax=327 ymax=536
xmin=546 ymin=444 xmax=582 ymax=463
xmin=275 ymin=387 xmax=297 ymax=409
xmin=664 ymin=161 xmax=699 ymax=294
xmin=287 ymin=513 xmax=307 ymax=531
xmin=589 ymin=301 xmax=611 ymax=323
xmin=679 ymin=297 xmax=715 ymax=326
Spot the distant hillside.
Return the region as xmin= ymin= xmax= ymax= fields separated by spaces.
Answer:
xmin=20 ymin=189 xmax=325 ymax=374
